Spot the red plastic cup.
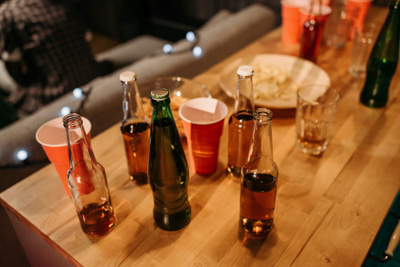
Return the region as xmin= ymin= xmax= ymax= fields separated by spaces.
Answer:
xmin=36 ymin=116 xmax=91 ymax=196
xmin=281 ymin=0 xmax=311 ymax=45
xmin=347 ymin=0 xmax=372 ymax=39
xmin=179 ymin=98 xmax=228 ymax=175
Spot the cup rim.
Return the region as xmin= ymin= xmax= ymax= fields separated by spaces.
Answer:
xmin=179 ymin=97 xmax=228 ymax=125
xmin=36 ymin=116 xmax=91 ymax=147
xmin=297 ymin=84 xmax=340 ymax=106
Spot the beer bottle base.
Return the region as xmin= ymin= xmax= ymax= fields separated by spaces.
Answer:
xmin=154 ymin=207 xmax=191 ymax=231
xmin=360 ymin=97 xmax=387 ymax=108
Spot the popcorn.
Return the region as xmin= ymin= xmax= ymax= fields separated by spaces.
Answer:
xmin=253 ymin=63 xmax=298 ymax=101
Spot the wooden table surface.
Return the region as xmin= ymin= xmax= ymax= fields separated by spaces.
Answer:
xmin=2 ymin=5 xmax=400 ymax=267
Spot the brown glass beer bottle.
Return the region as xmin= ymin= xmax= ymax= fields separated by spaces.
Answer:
xmin=120 ymin=71 xmax=150 ymax=184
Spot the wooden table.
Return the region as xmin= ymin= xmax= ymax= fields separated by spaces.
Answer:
xmin=2 ymin=5 xmax=399 ymax=267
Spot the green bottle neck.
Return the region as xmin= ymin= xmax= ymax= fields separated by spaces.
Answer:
xmin=151 ymin=97 xmax=174 ymax=121
xmin=390 ymin=0 xmax=400 ymax=8
xmin=370 ymin=0 xmax=400 ymax=62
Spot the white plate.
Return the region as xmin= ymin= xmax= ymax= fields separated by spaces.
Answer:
xmin=219 ymin=54 xmax=331 ymax=109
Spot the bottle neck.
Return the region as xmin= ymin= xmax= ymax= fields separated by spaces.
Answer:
xmin=235 ymin=75 xmax=254 ymax=114
xmin=390 ymin=0 xmax=400 ymax=8
xmin=378 ymin=0 xmax=400 ymax=38
xmin=370 ymin=0 xmax=400 ymax=64
xmin=247 ymin=108 xmax=274 ymax=164
xmin=64 ymin=114 xmax=95 ymax=169
xmin=386 ymin=0 xmax=400 ymax=28
xmin=151 ymin=97 xmax=174 ymax=120
xmin=122 ymin=81 xmax=147 ymax=123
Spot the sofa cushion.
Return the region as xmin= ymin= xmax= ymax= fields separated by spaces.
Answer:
xmin=79 ymin=4 xmax=277 ymax=135
xmin=0 ymin=3 xmax=278 ymax=168
xmin=95 ymin=35 xmax=169 ymax=69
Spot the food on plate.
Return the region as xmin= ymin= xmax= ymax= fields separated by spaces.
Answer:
xmin=252 ymin=63 xmax=298 ymax=101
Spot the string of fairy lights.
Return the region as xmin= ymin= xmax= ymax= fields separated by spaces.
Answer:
xmin=14 ymin=87 xmax=83 ymax=162
xmin=162 ymin=31 xmax=202 ymax=57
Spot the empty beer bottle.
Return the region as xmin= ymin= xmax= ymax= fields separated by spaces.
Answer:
xmin=120 ymin=71 xmax=150 ymax=184
xmin=227 ymin=65 xmax=255 ymax=177
xmin=360 ymin=0 xmax=400 ymax=108
xmin=148 ymin=88 xmax=191 ymax=231
xmin=240 ymin=108 xmax=278 ymax=239
xmin=64 ymin=113 xmax=115 ymax=238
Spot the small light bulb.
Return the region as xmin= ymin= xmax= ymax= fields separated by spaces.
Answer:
xmin=186 ymin=31 xmax=196 ymax=42
xmin=73 ymin=88 xmax=83 ymax=98
xmin=17 ymin=150 xmax=28 ymax=161
xmin=192 ymin=46 xmax=202 ymax=57
xmin=61 ymin=106 xmax=71 ymax=116
xmin=163 ymin=44 xmax=173 ymax=54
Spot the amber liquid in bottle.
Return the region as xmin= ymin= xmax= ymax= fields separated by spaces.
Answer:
xmin=228 ymin=111 xmax=254 ymax=176
xmin=78 ymin=201 xmax=115 ymax=238
xmin=240 ymin=172 xmax=277 ymax=238
xmin=121 ymin=120 xmax=150 ymax=184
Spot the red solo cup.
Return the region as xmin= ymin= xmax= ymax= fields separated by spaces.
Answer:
xmin=36 ymin=116 xmax=91 ymax=196
xmin=281 ymin=1 xmax=301 ymax=45
xmin=281 ymin=0 xmax=311 ymax=45
xmin=179 ymin=98 xmax=228 ymax=175
xmin=347 ymin=0 xmax=372 ymax=39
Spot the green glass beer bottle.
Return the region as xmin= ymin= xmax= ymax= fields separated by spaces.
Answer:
xmin=360 ymin=0 xmax=400 ymax=108
xmin=148 ymin=88 xmax=191 ymax=231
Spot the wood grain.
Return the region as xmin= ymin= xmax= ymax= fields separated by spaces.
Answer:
xmin=1 ymin=5 xmax=399 ymax=267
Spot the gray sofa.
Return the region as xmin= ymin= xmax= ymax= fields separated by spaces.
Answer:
xmin=0 ymin=4 xmax=278 ymax=190
xmin=0 ymin=4 xmax=278 ymax=266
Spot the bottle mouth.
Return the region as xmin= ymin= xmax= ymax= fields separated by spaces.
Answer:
xmin=63 ymin=113 xmax=83 ymax=128
xmin=255 ymin=107 xmax=272 ymax=123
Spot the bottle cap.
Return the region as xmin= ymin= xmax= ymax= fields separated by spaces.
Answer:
xmin=119 ymin=71 xmax=137 ymax=83
xmin=151 ymin=88 xmax=169 ymax=101
xmin=237 ymin=65 xmax=253 ymax=76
